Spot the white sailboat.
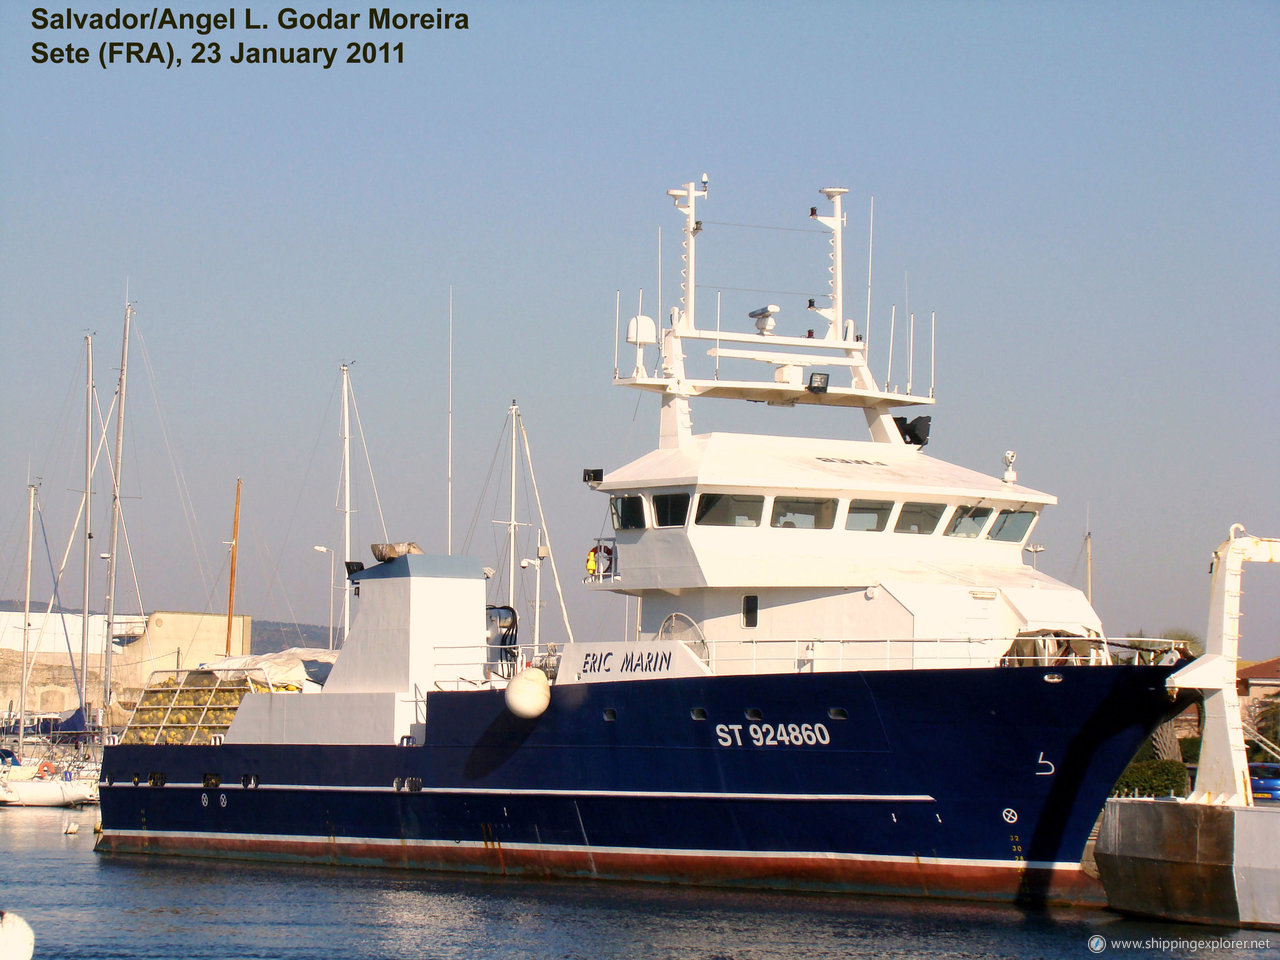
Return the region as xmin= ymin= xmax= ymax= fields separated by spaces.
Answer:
xmin=4 ymin=304 xmax=134 ymax=808
xmin=1 ymin=485 xmax=97 ymax=807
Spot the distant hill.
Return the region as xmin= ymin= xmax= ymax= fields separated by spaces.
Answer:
xmin=251 ymin=620 xmax=334 ymax=653
xmin=0 ymin=599 xmax=81 ymax=614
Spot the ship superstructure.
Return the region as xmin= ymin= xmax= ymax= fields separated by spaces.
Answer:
xmin=588 ymin=179 xmax=1103 ymax=673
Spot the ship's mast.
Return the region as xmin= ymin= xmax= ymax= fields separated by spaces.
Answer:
xmin=658 ymin=176 xmax=707 ymax=449
xmin=809 ymin=187 xmax=847 ymax=340
xmin=341 ymin=363 xmax=352 ymax=642
xmin=616 ymin=178 xmax=934 ymax=446
xmin=103 ymin=300 xmax=132 ymax=710
xmin=79 ymin=334 xmax=93 ymax=721
xmin=19 ymin=482 xmax=35 ymax=757
xmin=224 ymin=477 xmax=242 ymax=657
xmin=507 ymin=399 xmax=518 ymax=608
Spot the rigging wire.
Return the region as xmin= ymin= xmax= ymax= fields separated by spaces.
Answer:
xmin=28 ymin=498 xmax=81 ymax=706
xmin=89 ymin=380 xmax=153 ymax=665
xmin=37 ymin=344 xmax=88 ymax=512
xmin=2 ymin=345 xmax=88 ymax=601
xmin=460 ymin=418 xmax=507 ymax=554
xmin=702 ymin=219 xmax=825 ymax=235
xmin=516 ymin=410 xmax=574 ymax=644
xmin=696 ymin=283 xmax=816 ymax=297
xmin=252 ymin=369 xmax=338 ymax=633
xmin=250 ymin=521 xmax=306 ymax=647
xmin=117 ymin=385 xmax=152 ymax=665
xmin=19 ymin=353 xmax=113 ymax=702
xmin=347 ymin=377 xmax=389 ymax=543
xmin=1066 ymin=533 xmax=1088 ymax=590
xmin=133 ymin=323 xmax=214 ymax=601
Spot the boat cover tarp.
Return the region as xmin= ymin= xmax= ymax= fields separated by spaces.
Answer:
xmin=198 ymin=647 xmax=340 ymax=690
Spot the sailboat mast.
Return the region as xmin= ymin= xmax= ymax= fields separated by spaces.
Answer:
xmin=79 ymin=333 xmax=93 ymax=720
xmin=507 ymin=400 xmax=518 ymax=609
xmin=447 ymin=289 xmax=453 ymax=556
xmin=19 ymin=483 xmax=35 ymax=757
xmin=103 ymin=301 xmax=132 ymax=710
xmin=1086 ymin=531 xmax=1093 ymax=605
xmin=515 ymin=411 xmax=576 ymax=646
xmin=224 ymin=477 xmax=242 ymax=657
xmin=341 ymin=363 xmax=352 ymax=643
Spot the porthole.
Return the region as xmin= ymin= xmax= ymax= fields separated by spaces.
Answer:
xmin=745 ymin=708 xmax=763 ymax=721
xmin=603 ymin=708 xmax=617 ymax=722
xmin=690 ymin=708 xmax=707 ymax=720
xmin=828 ymin=707 xmax=849 ymax=720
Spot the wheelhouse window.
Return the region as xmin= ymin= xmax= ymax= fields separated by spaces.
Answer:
xmin=944 ymin=505 xmax=993 ymax=539
xmin=988 ymin=509 xmax=1037 ymax=543
xmin=771 ymin=497 xmax=837 ymax=529
xmin=695 ymin=493 xmax=764 ymax=527
xmin=652 ymin=492 xmax=691 ymax=528
xmin=894 ymin=502 xmax=945 ymax=535
xmin=846 ymin=499 xmax=893 ymax=532
xmin=610 ymin=495 xmax=646 ymax=531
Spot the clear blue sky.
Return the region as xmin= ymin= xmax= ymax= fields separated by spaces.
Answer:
xmin=2 ymin=1 xmax=1278 ymax=657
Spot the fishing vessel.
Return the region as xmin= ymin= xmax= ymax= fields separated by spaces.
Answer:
xmin=96 ymin=179 xmax=1189 ymax=904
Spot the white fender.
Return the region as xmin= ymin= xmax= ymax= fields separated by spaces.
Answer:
xmin=504 ymin=667 xmax=550 ymax=719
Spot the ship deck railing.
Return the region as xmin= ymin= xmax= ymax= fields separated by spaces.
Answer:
xmin=692 ymin=635 xmax=1115 ymax=674
xmin=427 ymin=634 xmax=1179 ymax=688
xmin=423 ymin=641 xmax=558 ymax=691
xmin=117 ymin=667 xmax=281 ymax=746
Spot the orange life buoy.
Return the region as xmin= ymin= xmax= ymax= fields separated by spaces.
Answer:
xmin=585 ymin=544 xmax=614 ymax=577
xmin=37 ymin=761 xmax=56 ymax=779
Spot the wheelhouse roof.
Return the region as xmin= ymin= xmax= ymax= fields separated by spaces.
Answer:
xmin=601 ymin=433 xmax=1056 ymax=506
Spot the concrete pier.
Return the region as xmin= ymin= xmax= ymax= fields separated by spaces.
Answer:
xmin=1096 ymin=798 xmax=1280 ymax=929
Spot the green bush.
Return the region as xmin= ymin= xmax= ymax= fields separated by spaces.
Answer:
xmin=1111 ymin=759 xmax=1189 ymax=798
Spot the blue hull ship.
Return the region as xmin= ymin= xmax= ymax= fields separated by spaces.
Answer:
xmin=98 ymin=659 xmax=1181 ymax=904
xmin=97 ymin=179 xmax=1190 ymax=904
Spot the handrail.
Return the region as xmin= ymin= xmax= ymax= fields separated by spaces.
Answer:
xmin=425 ymin=632 xmax=1130 ymax=681
xmin=1244 ymin=720 xmax=1280 ymax=762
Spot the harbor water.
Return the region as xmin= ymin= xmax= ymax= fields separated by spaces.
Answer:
xmin=3 ymin=806 xmax=1276 ymax=960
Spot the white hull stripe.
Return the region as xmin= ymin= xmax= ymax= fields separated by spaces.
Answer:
xmin=150 ymin=783 xmax=935 ymax=803
xmin=99 ymin=828 xmax=1080 ymax=871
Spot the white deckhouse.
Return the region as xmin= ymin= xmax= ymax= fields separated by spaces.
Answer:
xmin=585 ymin=178 xmax=1103 ymax=675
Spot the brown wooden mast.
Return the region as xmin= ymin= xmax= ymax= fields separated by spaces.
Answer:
xmin=225 ymin=477 xmax=242 ymax=657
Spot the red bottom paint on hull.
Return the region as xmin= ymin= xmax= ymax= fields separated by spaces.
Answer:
xmin=96 ymin=833 xmax=1105 ymax=906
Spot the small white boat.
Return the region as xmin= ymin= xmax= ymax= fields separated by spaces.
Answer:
xmin=0 ymin=769 xmax=97 ymax=807
xmin=0 ymin=753 xmax=40 ymax=783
